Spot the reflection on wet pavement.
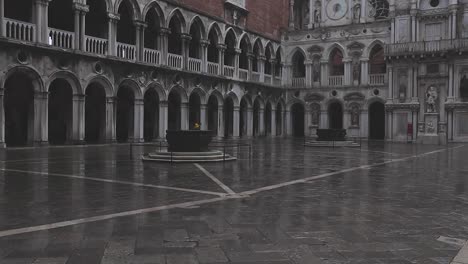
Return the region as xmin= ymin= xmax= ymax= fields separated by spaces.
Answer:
xmin=0 ymin=139 xmax=467 ymax=263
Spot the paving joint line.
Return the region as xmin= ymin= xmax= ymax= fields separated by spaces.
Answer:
xmin=194 ymin=163 xmax=236 ymax=195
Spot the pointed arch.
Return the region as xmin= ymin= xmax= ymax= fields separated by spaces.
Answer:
xmin=325 ymin=43 xmax=347 ymax=59
xmin=287 ymin=98 xmax=305 ymax=111
xmin=114 ymin=0 xmax=141 ymax=21
xmin=239 ymin=94 xmax=252 ymax=108
xmin=167 ymin=8 xmax=187 ymax=33
xmin=145 ymin=81 xmax=167 ymax=101
xmin=253 ymin=95 xmax=265 ymax=110
xmin=253 ymin=38 xmax=265 ymax=56
xmin=224 ymin=27 xmax=238 ymax=46
xmin=207 ymin=22 xmax=223 ymax=44
xmin=189 ymin=87 xmax=207 ymax=105
xmin=46 ymin=70 xmax=84 ymax=95
xmin=142 ymin=1 xmax=165 ymax=26
xmin=168 ymin=84 xmax=189 ymax=103
xmin=365 ymin=40 xmax=385 ymax=58
xmin=238 ymin=33 xmax=252 ymax=52
xmin=287 ymin=47 xmax=307 ymax=62
xmin=189 ymin=16 xmax=206 ymax=40
xmin=85 ymin=0 xmax=113 ymax=13
xmin=265 ymin=42 xmax=275 ymax=58
xmin=208 ymin=89 xmax=224 ymax=106
xmin=225 ymin=91 xmax=240 ymax=107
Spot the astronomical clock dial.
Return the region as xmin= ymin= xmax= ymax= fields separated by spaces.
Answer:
xmin=326 ymin=0 xmax=349 ymax=21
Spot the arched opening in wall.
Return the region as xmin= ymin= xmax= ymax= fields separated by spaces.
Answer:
xmin=329 ymin=48 xmax=344 ymax=76
xmin=265 ymin=102 xmax=272 ymax=136
xmin=291 ymin=103 xmax=305 ymax=137
xmin=189 ymin=92 xmax=201 ymax=129
xmin=253 ymin=99 xmax=260 ymax=136
xmin=5 ymin=0 xmax=33 ymax=22
xmin=292 ymin=51 xmax=306 ymax=78
xmin=369 ymin=101 xmax=385 ymax=140
xmin=275 ymin=49 xmax=283 ymax=77
xmin=117 ymin=1 xmax=136 ymax=45
xmin=224 ymin=97 xmax=234 ymax=137
xmin=144 ymin=8 xmax=161 ymax=50
xmin=144 ymin=88 xmax=159 ymax=142
xmin=276 ymin=103 xmax=283 ymax=136
xmin=168 ymin=14 xmax=183 ymax=55
xmin=189 ymin=20 xmax=203 ymax=59
xmin=328 ymin=102 xmax=343 ymax=129
xmin=293 ymin=0 xmax=309 ymax=30
xmin=369 ymin=45 xmax=386 ymax=74
xmin=265 ymin=47 xmax=272 ymax=75
xmin=86 ymin=0 xmax=108 ymax=38
xmin=168 ymin=90 xmax=182 ymax=130
xmin=239 ymin=36 xmax=250 ymax=70
xmin=4 ymin=72 xmax=35 ymax=147
xmin=48 ymin=0 xmax=74 ymax=32
xmin=252 ymin=40 xmax=262 ymax=73
xmin=207 ymin=28 xmax=219 ymax=63
xmin=369 ymin=0 xmax=389 ymax=19
xmin=239 ymin=98 xmax=248 ymax=137
xmin=48 ymin=79 xmax=73 ymax=145
xmin=85 ymin=83 xmax=106 ymax=143
xmin=460 ymin=74 xmax=468 ymax=101
xmin=116 ymin=86 xmax=135 ymax=142
xmin=207 ymin=95 xmax=218 ymax=134
xmin=224 ymin=30 xmax=237 ymax=67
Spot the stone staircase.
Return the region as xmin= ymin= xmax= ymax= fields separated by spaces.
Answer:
xmin=142 ymin=150 xmax=237 ymax=163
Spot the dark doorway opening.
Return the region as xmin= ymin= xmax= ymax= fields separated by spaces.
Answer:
xmin=369 ymin=102 xmax=385 ymax=140
xmin=224 ymin=97 xmax=234 ymax=137
xmin=168 ymin=91 xmax=181 ymax=130
xmin=265 ymin=103 xmax=272 ymax=136
xmin=144 ymin=88 xmax=159 ymax=142
xmin=291 ymin=103 xmax=305 ymax=137
xmin=85 ymin=83 xmax=106 ymax=143
xmin=48 ymin=79 xmax=73 ymax=145
xmin=189 ymin=93 xmax=201 ymax=129
xmin=4 ymin=72 xmax=34 ymax=146
xmin=116 ymin=86 xmax=135 ymax=142
xmin=207 ymin=95 xmax=218 ymax=134
xmin=329 ymin=102 xmax=343 ymax=129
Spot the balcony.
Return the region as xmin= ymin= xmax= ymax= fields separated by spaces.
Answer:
xmin=251 ymin=72 xmax=260 ymax=82
xmin=329 ymin=76 xmax=344 ymax=86
xmin=168 ymin=53 xmax=183 ymax=69
xmin=188 ymin=57 xmax=202 ymax=72
xmin=48 ymin=28 xmax=74 ymax=49
xmin=292 ymin=77 xmax=305 ymax=87
xmin=207 ymin=62 xmax=219 ymax=75
xmin=85 ymin=36 xmax=108 ymax=55
xmin=143 ymin=48 xmax=160 ymax=65
xmin=116 ymin=42 xmax=136 ymax=60
xmin=223 ymin=65 xmax=235 ymax=78
xmin=369 ymin=74 xmax=386 ymax=86
xmin=4 ymin=18 xmax=35 ymax=42
xmin=385 ymin=39 xmax=468 ymax=57
xmin=264 ymin=74 xmax=272 ymax=84
xmin=238 ymin=69 xmax=248 ymax=80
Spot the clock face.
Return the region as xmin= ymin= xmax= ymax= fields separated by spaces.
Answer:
xmin=326 ymin=0 xmax=348 ymax=20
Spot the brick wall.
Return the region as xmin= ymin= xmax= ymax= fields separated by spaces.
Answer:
xmin=174 ymin=0 xmax=289 ymax=40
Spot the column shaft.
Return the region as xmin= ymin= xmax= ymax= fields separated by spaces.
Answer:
xmin=72 ymin=95 xmax=85 ymax=143
xmin=0 ymin=88 xmax=4 ymax=147
xmin=201 ymin=105 xmax=208 ymax=130
xmin=106 ymin=97 xmax=116 ymax=142
xmin=271 ymin=109 xmax=277 ymax=137
xmin=181 ymin=103 xmax=189 ymax=130
xmin=0 ymin=0 xmax=4 ymax=37
xmin=246 ymin=108 xmax=253 ymax=137
xmin=134 ymin=99 xmax=144 ymax=143
xmin=217 ymin=106 xmax=224 ymax=138
xmin=233 ymin=107 xmax=240 ymax=138
xmin=159 ymin=102 xmax=168 ymax=140
xmin=259 ymin=109 xmax=265 ymax=136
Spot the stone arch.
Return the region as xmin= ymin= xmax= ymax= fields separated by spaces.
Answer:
xmin=189 ymin=15 xmax=206 ymax=40
xmin=46 ymin=70 xmax=83 ymax=95
xmin=287 ymin=98 xmax=306 ymax=111
xmin=239 ymin=94 xmax=252 ymax=108
xmin=365 ymin=96 xmax=386 ymax=108
xmin=325 ymin=97 xmax=344 ymax=108
xmin=116 ymin=79 xmax=143 ymax=99
xmin=85 ymin=0 xmax=113 ymax=13
xmin=253 ymin=38 xmax=264 ymax=56
xmin=253 ymin=95 xmax=265 ymax=110
xmin=238 ymin=32 xmax=252 ymax=52
xmin=325 ymin=43 xmax=348 ymax=60
xmin=265 ymin=42 xmax=275 ymax=58
xmin=225 ymin=91 xmax=240 ymax=107
xmin=168 ymin=84 xmax=189 ymax=103
xmin=189 ymin=87 xmax=207 ymax=105
xmin=84 ymin=75 xmax=114 ymax=97
xmin=207 ymin=22 xmax=223 ymax=44
xmin=207 ymin=89 xmax=224 ymax=106
xmin=114 ymin=0 xmax=141 ymax=21
xmin=145 ymin=82 xmax=167 ymax=101
xmin=1 ymin=65 xmax=44 ymax=92
xmin=365 ymin=40 xmax=385 ymax=59
xmin=142 ymin=1 xmax=165 ymax=26
xmin=224 ymin=27 xmax=238 ymax=44
xmin=287 ymin=47 xmax=307 ymax=62
xmin=167 ymin=8 xmax=187 ymax=33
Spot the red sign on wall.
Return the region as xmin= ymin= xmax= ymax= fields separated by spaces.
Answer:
xmin=407 ymin=124 xmax=413 ymax=135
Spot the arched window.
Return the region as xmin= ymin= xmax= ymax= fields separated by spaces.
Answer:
xmin=265 ymin=47 xmax=272 ymax=75
xmin=369 ymin=0 xmax=389 ymax=19
xmin=207 ymin=28 xmax=219 ymax=63
xmin=252 ymin=40 xmax=262 ymax=72
xmin=48 ymin=0 xmax=74 ymax=32
xmin=189 ymin=19 xmax=203 ymax=59
xmin=144 ymin=8 xmax=162 ymax=50
xmin=293 ymin=0 xmax=310 ymax=30
xmin=275 ymin=49 xmax=283 ymax=77
xmin=239 ymin=36 xmax=250 ymax=70
xmin=292 ymin=51 xmax=305 ymax=78
xmin=369 ymin=45 xmax=386 ymax=74
xmin=329 ymin=48 xmax=344 ymax=76
xmin=224 ymin=30 xmax=237 ymax=66
xmin=168 ymin=14 xmax=184 ymax=55
xmin=117 ymin=1 xmax=136 ymax=44
xmin=86 ymin=0 xmax=108 ymax=39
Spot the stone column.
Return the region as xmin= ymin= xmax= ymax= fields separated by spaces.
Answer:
xmin=217 ymin=44 xmax=226 ymax=75
xmin=0 ymin=0 xmax=4 ymax=37
xmin=259 ymin=108 xmax=265 ymax=136
xmin=73 ymin=6 xmax=80 ymax=49
xmin=320 ymin=60 xmax=328 ymax=86
xmin=289 ymin=0 xmax=295 ymax=29
xmin=200 ymin=104 xmax=208 ymax=130
xmin=360 ymin=0 xmax=367 ymax=23
xmin=388 ymin=66 xmax=394 ymax=102
xmin=73 ymin=3 xmax=88 ymax=51
xmin=159 ymin=28 xmax=170 ymax=65
xmin=217 ymin=106 xmax=224 ymax=139
xmin=181 ymin=33 xmax=192 ymax=70
xmin=286 ymin=109 xmax=292 ymax=136
xmin=283 ymin=64 xmax=291 ymax=86
xmin=0 ymin=88 xmax=4 ymax=147
xmin=344 ymin=59 xmax=352 ymax=86
xmin=233 ymin=106 xmax=240 ymax=138
xmin=72 ymin=94 xmax=85 ymax=144
xmin=410 ymin=8 xmax=417 ymax=42
xmin=449 ymin=4 xmax=457 ymax=39
xmin=360 ymin=58 xmax=369 ymax=86
xmin=200 ymin=39 xmax=209 ymax=73
xmin=106 ymin=96 xmax=116 ymax=143
xmin=448 ymin=63 xmax=454 ymax=100
xmin=181 ymin=102 xmax=189 ymax=130
xmin=305 ymin=60 xmax=313 ymax=87
xmin=271 ymin=108 xmax=277 ymax=137
xmin=134 ymin=98 xmax=144 ymax=143
xmin=134 ymin=21 xmax=147 ymax=62
xmin=308 ymin=0 xmax=314 ymax=29
xmin=35 ymin=0 xmax=50 ymax=44
xmin=159 ymin=101 xmax=168 ymax=140
xmin=34 ymin=91 xmax=48 ymax=145
xmin=258 ymin=55 xmax=266 ymax=82
xmin=246 ymin=107 xmax=253 ymax=137
xmin=234 ymin=48 xmax=241 ymax=79
xmin=270 ymin=59 xmax=277 ymax=85
xmin=247 ymin=52 xmax=254 ymax=81
xmin=107 ymin=13 xmax=120 ymax=56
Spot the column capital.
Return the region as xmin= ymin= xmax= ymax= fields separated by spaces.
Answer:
xmin=234 ymin=48 xmax=242 ymax=54
xmin=73 ymin=3 xmax=89 ymax=13
xmin=35 ymin=0 xmax=51 ymax=6
xmin=258 ymin=55 xmax=267 ymax=62
xmin=270 ymin=59 xmax=277 ymax=64
xmin=247 ymin=52 xmax=255 ymax=58
xmin=133 ymin=20 xmax=147 ymax=29
xmin=159 ymin=27 xmax=171 ymax=35
xmin=106 ymin=96 xmax=116 ymax=103
xmin=180 ymin=33 xmax=192 ymax=41
xmin=200 ymin=39 xmax=210 ymax=47
xmin=107 ymin=13 xmax=120 ymax=21
xmin=217 ymin=44 xmax=227 ymax=51
xmin=73 ymin=94 xmax=85 ymax=100
xmin=135 ymin=98 xmax=144 ymax=105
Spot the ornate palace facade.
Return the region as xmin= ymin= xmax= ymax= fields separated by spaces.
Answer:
xmin=0 ymin=0 xmax=467 ymax=147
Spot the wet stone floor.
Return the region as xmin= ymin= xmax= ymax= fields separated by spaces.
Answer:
xmin=0 ymin=139 xmax=467 ymax=264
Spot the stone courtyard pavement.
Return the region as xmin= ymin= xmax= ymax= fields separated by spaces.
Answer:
xmin=0 ymin=139 xmax=468 ymax=264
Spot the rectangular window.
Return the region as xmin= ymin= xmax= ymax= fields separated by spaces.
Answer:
xmin=425 ymin=23 xmax=442 ymax=41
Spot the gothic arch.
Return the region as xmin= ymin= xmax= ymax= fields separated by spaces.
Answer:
xmin=365 ymin=96 xmax=386 ymax=108
xmin=207 ymin=89 xmax=224 ymax=106
xmin=287 ymin=47 xmax=307 ymax=62
xmin=1 ymin=65 xmax=44 ymax=92
xmin=46 ymin=70 xmax=84 ymax=95
xmin=189 ymin=15 xmax=206 ymax=40
xmin=189 ymin=87 xmax=207 ymax=105
xmin=168 ymin=84 xmax=189 ymax=103
xmin=325 ymin=98 xmax=345 ymax=109
xmin=265 ymin=42 xmax=275 ymax=57
xmin=85 ymin=0 xmax=113 ymax=12
xmin=142 ymin=1 xmax=165 ymax=26
xmin=114 ymin=0 xmax=141 ymax=21
xmin=325 ymin=43 xmax=348 ymax=59
xmin=207 ymin=22 xmax=223 ymax=44
xmin=144 ymin=81 xmax=167 ymax=101
xmin=167 ymin=8 xmax=187 ymax=33
xmin=253 ymin=38 xmax=265 ymax=56
xmin=238 ymin=32 xmax=252 ymax=51
xmin=286 ymin=98 xmax=305 ymax=111
xmin=365 ymin=40 xmax=385 ymax=59
xmin=224 ymin=27 xmax=238 ymax=45
xmin=225 ymin=91 xmax=240 ymax=107
xmin=84 ymin=75 xmax=114 ymax=97
xmin=240 ymin=94 xmax=252 ymax=108
xmin=253 ymin=95 xmax=265 ymax=110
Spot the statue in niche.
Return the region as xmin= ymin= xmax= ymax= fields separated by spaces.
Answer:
xmin=399 ymin=85 xmax=406 ymax=103
xmin=353 ymin=4 xmax=361 ymax=22
xmin=350 ymin=104 xmax=360 ymax=126
xmin=311 ymin=104 xmax=320 ymax=125
xmin=352 ymin=59 xmax=361 ymax=84
xmin=314 ymin=2 xmax=321 ymax=24
xmin=460 ymin=74 xmax=468 ymax=100
xmin=426 ymin=86 xmax=438 ymax=113
xmin=303 ymin=5 xmax=310 ymax=28
xmin=313 ymin=60 xmax=321 ymax=82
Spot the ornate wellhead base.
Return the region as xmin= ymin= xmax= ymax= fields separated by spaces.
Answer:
xmin=142 ymin=150 xmax=237 ymax=163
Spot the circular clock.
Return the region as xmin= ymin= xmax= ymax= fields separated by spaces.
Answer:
xmin=326 ymin=0 xmax=349 ymax=20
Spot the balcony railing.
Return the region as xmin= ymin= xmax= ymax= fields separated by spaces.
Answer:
xmin=207 ymin=62 xmax=219 ymax=75
xmin=188 ymin=57 xmax=202 ymax=72
xmin=224 ymin=65 xmax=235 ymax=78
xmin=292 ymin=77 xmax=305 ymax=87
xmin=168 ymin=53 xmax=183 ymax=69
xmin=385 ymin=39 xmax=468 ymax=56
xmin=251 ymin=72 xmax=260 ymax=82
xmin=143 ymin=48 xmax=160 ymax=65
xmin=329 ymin=76 xmax=344 ymax=86
xmin=239 ymin=69 xmax=248 ymax=80
xmin=48 ymin=28 xmax=74 ymax=49
xmin=369 ymin=74 xmax=386 ymax=86
xmin=85 ymin=35 xmax=108 ymax=55
xmin=116 ymin=42 xmax=136 ymax=60
xmin=274 ymin=77 xmax=282 ymax=86
xmin=4 ymin=18 xmax=35 ymax=42
xmin=264 ymin=74 xmax=272 ymax=84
